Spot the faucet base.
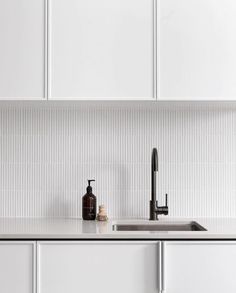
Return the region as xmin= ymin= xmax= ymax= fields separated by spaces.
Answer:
xmin=149 ymin=200 xmax=158 ymax=221
xmin=149 ymin=199 xmax=169 ymax=221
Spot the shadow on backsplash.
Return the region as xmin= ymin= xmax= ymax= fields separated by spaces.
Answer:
xmin=46 ymin=194 xmax=71 ymax=218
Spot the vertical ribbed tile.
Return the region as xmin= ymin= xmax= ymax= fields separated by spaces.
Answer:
xmin=0 ymin=102 xmax=236 ymax=218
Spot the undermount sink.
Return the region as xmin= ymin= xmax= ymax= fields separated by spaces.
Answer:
xmin=113 ymin=221 xmax=207 ymax=232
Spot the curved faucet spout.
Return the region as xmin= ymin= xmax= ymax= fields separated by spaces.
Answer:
xmin=152 ymin=148 xmax=158 ymax=172
xmin=151 ymin=148 xmax=158 ymax=204
xmin=150 ymin=147 xmax=168 ymax=220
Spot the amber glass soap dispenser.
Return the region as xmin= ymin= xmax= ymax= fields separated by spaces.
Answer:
xmin=82 ymin=179 xmax=97 ymax=220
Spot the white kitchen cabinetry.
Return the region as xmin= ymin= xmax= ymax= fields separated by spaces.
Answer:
xmin=159 ymin=0 xmax=236 ymax=100
xmin=38 ymin=241 xmax=160 ymax=293
xmin=0 ymin=242 xmax=36 ymax=293
xmin=49 ymin=0 xmax=155 ymax=100
xmin=164 ymin=241 xmax=236 ymax=293
xmin=0 ymin=0 xmax=45 ymax=100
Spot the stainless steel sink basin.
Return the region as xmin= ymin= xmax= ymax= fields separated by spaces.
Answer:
xmin=113 ymin=221 xmax=207 ymax=232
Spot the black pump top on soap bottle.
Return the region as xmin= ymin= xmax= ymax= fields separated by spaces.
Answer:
xmin=82 ymin=179 xmax=96 ymax=220
xmin=87 ymin=179 xmax=95 ymax=193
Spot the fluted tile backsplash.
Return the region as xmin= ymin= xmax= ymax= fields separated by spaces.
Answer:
xmin=0 ymin=101 xmax=236 ymax=218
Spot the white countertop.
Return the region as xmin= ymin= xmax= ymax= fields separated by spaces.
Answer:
xmin=1 ymin=217 xmax=236 ymax=239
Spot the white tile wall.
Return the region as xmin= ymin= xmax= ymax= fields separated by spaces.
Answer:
xmin=0 ymin=101 xmax=236 ymax=218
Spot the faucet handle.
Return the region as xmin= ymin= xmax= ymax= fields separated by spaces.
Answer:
xmin=165 ymin=193 xmax=168 ymax=207
xmin=156 ymin=194 xmax=169 ymax=216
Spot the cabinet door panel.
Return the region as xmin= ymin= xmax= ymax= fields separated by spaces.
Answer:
xmin=50 ymin=0 xmax=154 ymax=100
xmin=38 ymin=241 xmax=159 ymax=293
xmin=0 ymin=0 xmax=45 ymax=99
xmin=0 ymin=242 xmax=35 ymax=293
xmin=159 ymin=0 xmax=236 ymax=100
xmin=165 ymin=241 xmax=236 ymax=293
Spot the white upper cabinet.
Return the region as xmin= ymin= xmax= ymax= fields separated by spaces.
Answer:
xmin=0 ymin=0 xmax=45 ymax=100
xmin=49 ymin=0 xmax=155 ymax=100
xmin=38 ymin=241 xmax=159 ymax=293
xmin=159 ymin=0 xmax=236 ymax=100
xmin=1 ymin=0 xmax=235 ymax=101
xmin=0 ymin=242 xmax=36 ymax=293
xmin=164 ymin=241 xmax=236 ymax=293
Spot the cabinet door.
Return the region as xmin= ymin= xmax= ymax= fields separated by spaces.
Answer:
xmin=0 ymin=242 xmax=36 ymax=293
xmin=49 ymin=0 xmax=155 ymax=100
xmin=159 ymin=0 xmax=236 ymax=100
xmin=164 ymin=241 xmax=236 ymax=293
xmin=38 ymin=241 xmax=160 ymax=293
xmin=0 ymin=0 xmax=45 ymax=99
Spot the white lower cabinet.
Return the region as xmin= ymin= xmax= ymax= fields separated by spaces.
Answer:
xmin=0 ymin=241 xmax=36 ymax=293
xmin=164 ymin=241 xmax=236 ymax=293
xmin=37 ymin=241 xmax=160 ymax=293
xmin=2 ymin=240 xmax=236 ymax=293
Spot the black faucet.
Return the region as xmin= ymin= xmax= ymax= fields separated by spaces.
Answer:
xmin=149 ymin=148 xmax=168 ymax=220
